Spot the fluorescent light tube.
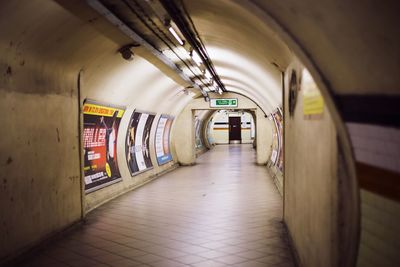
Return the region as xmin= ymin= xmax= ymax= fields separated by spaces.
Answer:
xmin=168 ymin=26 xmax=184 ymax=46
xmin=205 ymin=69 xmax=212 ymax=80
xmin=192 ymin=50 xmax=202 ymax=66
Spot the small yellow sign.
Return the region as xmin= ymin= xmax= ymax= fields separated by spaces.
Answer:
xmin=302 ymin=69 xmax=324 ymax=116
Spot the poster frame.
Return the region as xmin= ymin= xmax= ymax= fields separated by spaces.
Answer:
xmin=83 ymin=99 xmax=125 ymax=194
xmin=125 ymin=109 xmax=156 ymax=177
xmin=194 ymin=116 xmax=203 ymax=149
xmin=154 ymin=114 xmax=174 ymax=166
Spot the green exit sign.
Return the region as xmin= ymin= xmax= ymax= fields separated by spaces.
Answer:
xmin=210 ymin=98 xmax=238 ymax=108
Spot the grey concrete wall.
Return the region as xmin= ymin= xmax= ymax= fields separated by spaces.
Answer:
xmin=0 ymin=45 xmax=82 ymax=261
xmin=283 ymin=63 xmax=338 ymax=267
xmin=256 ymin=108 xmax=273 ymax=165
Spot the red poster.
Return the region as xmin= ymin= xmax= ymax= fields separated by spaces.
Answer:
xmin=83 ymin=100 xmax=125 ymax=193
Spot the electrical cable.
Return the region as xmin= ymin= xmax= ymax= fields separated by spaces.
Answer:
xmin=120 ymin=0 xmax=213 ymax=91
xmin=160 ymin=0 xmax=227 ymax=92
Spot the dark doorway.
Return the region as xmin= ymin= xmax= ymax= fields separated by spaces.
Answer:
xmin=229 ymin=116 xmax=241 ymax=143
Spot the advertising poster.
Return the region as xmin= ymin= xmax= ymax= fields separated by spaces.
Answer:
xmin=273 ymin=111 xmax=284 ymax=172
xmin=126 ymin=111 xmax=155 ymax=176
xmin=270 ymin=117 xmax=279 ymax=165
xmin=83 ymin=100 xmax=125 ymax=193
xmin=271 ymin=149 xmax=278 ymax=163
xmin=155 ymin=115 xmax=174 ymax=165
xmin=195 ymin=117 xmax=203 ymax=149
xmin=206 ymin=120 xmax=215 ymax=146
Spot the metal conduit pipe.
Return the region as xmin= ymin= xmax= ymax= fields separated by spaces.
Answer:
xmin=160 ymin=0 xmax=227 ymax=93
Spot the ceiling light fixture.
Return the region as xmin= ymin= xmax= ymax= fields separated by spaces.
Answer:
xmin=168 ymin=26 xmax=184 ymax=46
xmin=204 ymin=69 xmax=212 ymax=80
xmin=191 ymin=50 xmax=202 ymax=67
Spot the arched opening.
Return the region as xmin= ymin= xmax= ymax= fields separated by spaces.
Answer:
xmin=206 ymin=110 xmax=256 ymax=146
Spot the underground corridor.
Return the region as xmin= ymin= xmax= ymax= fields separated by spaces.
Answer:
xmin=1 ymin=0 xmax=400 ymax=267
xmin=18 ymin=145 xmax=294 ymax=267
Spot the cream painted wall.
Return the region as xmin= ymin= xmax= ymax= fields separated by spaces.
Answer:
xmin=283 ymin=63 xmax=339 ymax=267
xmin=210 ymin=111 xmax=229 ymax=144
xmin=175 ymin=108 xmax=195 ymax=165
xmin=185 ymin=0 xmax=290 ymax=113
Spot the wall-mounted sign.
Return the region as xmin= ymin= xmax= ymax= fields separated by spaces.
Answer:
xmin=210 ymin=98 xmax=238 ymax=108
xmin=155 ymin=115 xmax=174 ymax=165
xmin=302 ymin=69 xmax=324 ymax=117
xmin=126 ymin=110 xmax=155 ymax=176
xmin=83 ymin=100 xmax=125 ymax=193
xmin=272 ymin=111 xmax=284 ymax=172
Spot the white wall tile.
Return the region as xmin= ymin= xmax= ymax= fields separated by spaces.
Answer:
xmin=347 ymin=122 xmax=400 ymax=173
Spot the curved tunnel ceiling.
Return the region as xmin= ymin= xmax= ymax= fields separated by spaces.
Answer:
xmin=70 ymin=0 xmax=293 ymax=115
xmin=0 ymin=0 xmax=198 ymax=117
xmin=183 ymin=0 xmax=292 ymax=112
xmin=3 ymin=0 xmax=398 ymax=120
xmin=222 ymin=0 xmax=400 ymax=96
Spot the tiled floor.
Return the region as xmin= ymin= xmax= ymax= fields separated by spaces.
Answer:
xmin=18 ymin=145 xmax=295 ymax=267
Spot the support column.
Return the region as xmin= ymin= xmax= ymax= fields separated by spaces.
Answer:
xmin=174 ymin=108 xmax=196 ymax=165
xmin=256 ymin=108 xmax=272 ymax=165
